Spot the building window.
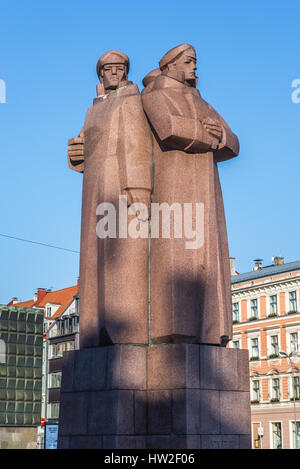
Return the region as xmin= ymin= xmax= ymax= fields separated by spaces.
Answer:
xmin=65 ymin=319 xmax=70 ymax=335
xmin=49 ymin=341 xmax=74 ymax=358
xmin=67 ymin=341 xmax=74 ymax=351
xmin=292 ymin=376 xmax=300 ymax=400
xmin=72 ymin=315 xmax=79 ymax=331
xmin=49 ymin=343 xmax=56 ymax=358
xmin=289 ymin=291 xmax=297 ymax=312
xmin=269 ymin=295 xmax=278 ymax=316
xmin=58 ymin=343 xmax=65 ymax=356
xmin=250 ymin=299 xmax=258 ymax=319
xmin=251 ymin=338 xmax=259 ymax=359
xmin=48 ymin=371 xmax=62 ymax=389
xmin=75 ymin=297 xmax=79 ymax=314
xmin=272 ymin=422 xmax=282 ymax=449
xmin=232 ymin=303 xmax=239 ymax=322
xmin=270 ymin=335 xmax=279 ymax=357
xmin=232 ymin=340 xmax=240 ymax=349
xmin=271 ymin=378 xmax=280 ymax=401
xmin=46 ymin=306 xmax=52 ymax=317
xmin=47 ymin=403 xmax=60 ymax=419
xmin=292 ymin=422 xmax=300 ymax=449
xmin=57 ymin=317 xmax=79 ymax=336
xmin=251 ymin=380 xmax=260 ymax=402
xmin=290 ymin=332 xmax=299 ymax=354
xmin=58 ymin=320 xmax=65 ymax=336
xmin=55 ymin=342 xmax=64 ymax=355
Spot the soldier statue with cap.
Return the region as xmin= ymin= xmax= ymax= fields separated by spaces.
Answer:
xmin=68 ymin=50 xmax=153 ymax=349
xmin=142 ymin=43 xmax=240 ymax=347
xmin=59 ymin=46 xmax=251 ymax=451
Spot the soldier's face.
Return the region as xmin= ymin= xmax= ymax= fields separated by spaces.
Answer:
xmin=101 ymin=64 xmax=127 ymax=90
xmin=174 ymin=51 xmax=197 ymax=81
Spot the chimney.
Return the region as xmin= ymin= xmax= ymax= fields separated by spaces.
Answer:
xmin=273 ymin=256 xmax=284 ymax=266
xmin=36 ymin=288 xmax=47 ymax=304
xmin=229 ymin=257 xmax=237 ymax=276
xmin=253 ymin=259 xmax=263 ymax=271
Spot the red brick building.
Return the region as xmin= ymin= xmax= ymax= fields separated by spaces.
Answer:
xmin=231 ymin=257 xmax=300 ymax=449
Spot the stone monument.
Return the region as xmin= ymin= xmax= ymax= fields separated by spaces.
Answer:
xmin=67 ymin=51 xmax=152 ymax=348
xmin=58 ymin=46 xmax=251 ymax=449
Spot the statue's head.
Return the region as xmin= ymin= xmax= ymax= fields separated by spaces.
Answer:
xmin=96 ymin=50 xmax=129 ymax=91
xmin=159 ymin=44 xmax=197 ymax=86
xmin=142 ymin=68 xmax=161 ymax=88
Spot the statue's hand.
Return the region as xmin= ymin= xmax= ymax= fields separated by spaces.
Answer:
xmin=68 ymin=132 xmax=85 ymax=163
xmin=124 ymin=188 xmax=151 ymax=221
xmin=202 ymin=117 xmax=223 ymax=144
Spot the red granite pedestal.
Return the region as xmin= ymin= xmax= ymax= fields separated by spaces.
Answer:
xmin=57 ymin=344 xmax=251 ymax=449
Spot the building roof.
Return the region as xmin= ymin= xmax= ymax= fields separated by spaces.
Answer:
xmin=10 ymin=285 xmax=78 ymax=320
xmin=43 ymin=285 xmax=79 ymax=319
xmin=231 ymin=260 xmax=300 ymax=285
xmin=10 ymin=299 xmax=36 ymax=308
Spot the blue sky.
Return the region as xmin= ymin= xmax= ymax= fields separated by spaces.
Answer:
xmin=0 ymin=0 xmax=299 ymax=303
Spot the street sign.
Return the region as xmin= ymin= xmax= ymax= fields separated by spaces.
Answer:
xmin=45 ymin=422 xmax=59 ymax=449
xmin=258 ymin=426 xmax=264 ymax=437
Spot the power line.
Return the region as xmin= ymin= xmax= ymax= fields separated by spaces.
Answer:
xmin=0 ymin=233 xmax=80 ymax=254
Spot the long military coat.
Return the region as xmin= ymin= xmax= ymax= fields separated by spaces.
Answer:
xmin=69 ymin=83 xmax=152 ymax=348
xmin=142 ymin=74 xmax=239 ymax=345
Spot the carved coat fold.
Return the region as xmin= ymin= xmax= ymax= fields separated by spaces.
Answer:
xmin=142 ymin=75 xmax=239 ymax=345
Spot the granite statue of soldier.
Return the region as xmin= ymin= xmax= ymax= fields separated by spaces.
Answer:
xmin=68 ymin=51 xmax=153 ymax=348
xmin=142 ymin=44 xmax=239 ymax=346
xmin=58 ymin=47 xmax=251 ymax=451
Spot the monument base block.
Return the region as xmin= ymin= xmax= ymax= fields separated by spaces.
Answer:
xmin=58 ymin=344 xmax=251 ymax=449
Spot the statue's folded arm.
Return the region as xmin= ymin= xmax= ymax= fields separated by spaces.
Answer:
xmin=143 ymin=91 xmax=219 ymax=154
xmin=215 ymin=125 xmax=240 ymax=162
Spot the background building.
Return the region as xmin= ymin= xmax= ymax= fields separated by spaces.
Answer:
xmin=11 ymin=284 xmax=79 ymax=448
xmin=6 ymin=257 xmax=300 ymax=449
xmin=46 ymin=292 xmax=79 ymax=424
xmin=230 ymin=257 xmax=300 ymax=449
xmin=0 ymin=304 xmax=43 ymax=449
